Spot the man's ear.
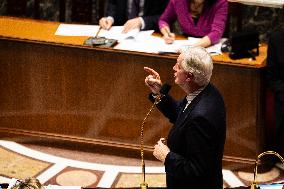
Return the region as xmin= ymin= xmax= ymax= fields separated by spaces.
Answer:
xmin=186 ymin=72 xmax=194 ymax=81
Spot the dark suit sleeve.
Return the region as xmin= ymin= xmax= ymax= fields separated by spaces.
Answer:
xmin=148 ymin=93 xmax=181 ymax=124
xmin=142 ymin=15 xmax=161 ymax=31
xmin=105 ymin=0 xmax=128 ymax=26
xmin=142 ymin=0 xmax=169 ymax=31
xmin=164 ymin=117 xmax=217 ymax=180
xmin=105 ymin=0 xmax=117 ymax=18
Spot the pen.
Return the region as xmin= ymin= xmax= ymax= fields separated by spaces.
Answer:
xmin=95 ymin=27 xmax=102 ymax=38
xmin=161 ymin=27 xmax=171 ymax=36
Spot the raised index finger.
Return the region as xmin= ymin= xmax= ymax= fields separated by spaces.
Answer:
xmin=144 ymin=67 xmax=160 ymax=79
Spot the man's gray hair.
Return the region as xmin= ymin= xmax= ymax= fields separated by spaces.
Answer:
xmin=180 ymin=46 xmax=213 ymax=86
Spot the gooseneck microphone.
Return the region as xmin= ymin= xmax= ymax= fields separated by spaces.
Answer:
xmin=140 ymin=83 xmax=171 ymax=189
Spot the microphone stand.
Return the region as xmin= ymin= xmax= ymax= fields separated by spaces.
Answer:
xmin=140 ymin=95 xmax=163 ymax=189
xmin=250 ymin=151 xmax=284 ymax=189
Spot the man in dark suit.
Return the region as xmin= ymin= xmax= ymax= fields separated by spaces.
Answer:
xmin=266 ymin=30 xmax=284 ymax=160
xmin=99 ymin=0 xmax=169 ymax=32
xmin=144 ymin=46 xmax=226 ymax=189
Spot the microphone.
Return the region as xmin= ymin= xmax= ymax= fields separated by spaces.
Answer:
xmin=154 ymin=83 xmax=172 ymax=104
xmin=140 ymin=83 xmax=171 ymax=189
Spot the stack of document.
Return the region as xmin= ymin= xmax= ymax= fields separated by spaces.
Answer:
xmin=55 ymin=23 xmax=225 ymax=55
xmin=98 ymin=27 xmax=154 ymax=42
xmin=55 ymin=24 xmax=153 ymax=42
xmin=114 ymin=36 xmax=225 ymax=55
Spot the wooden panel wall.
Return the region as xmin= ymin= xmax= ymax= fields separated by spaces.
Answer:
xmin=0 ymin=38 xmax=265 ymax=165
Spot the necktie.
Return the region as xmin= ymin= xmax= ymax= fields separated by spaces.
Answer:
xmin=129 ymin=0 xmax=140 ymax=19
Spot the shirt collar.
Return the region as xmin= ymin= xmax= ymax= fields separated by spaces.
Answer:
xmin=186 ymin=85 xmax=206 ymax=105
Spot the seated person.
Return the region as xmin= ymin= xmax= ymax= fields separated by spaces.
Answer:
xmin=266 ymin=29 xmax=284 ymax=159
xmin=99 ymin=0 xmax=169 ymax=33
xmin=159 ymin=0 xmax=228 ymax=47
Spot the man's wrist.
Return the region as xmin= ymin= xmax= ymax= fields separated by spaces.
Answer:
xmin=162 ymin=151 xmax=170 ymax=163
xmin=161 ymin=27 xmax=170 ymax=36
xmin=106 ymin=16 xmax=114 ymax=24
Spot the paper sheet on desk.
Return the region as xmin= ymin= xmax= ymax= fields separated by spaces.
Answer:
xmin=115 ymin=36 xmax=226 ymax=55
xmin=98 ymin=26 xmax=154 ymax=42
xmin=114 ymin=36 xmax=161 ymax=53
xmin=114 ymin=36 xmax=192 ymax=53
xmin=158 ymin=37 xmax=225 ymax=55
xmin=206 ymin=38 xmax=227 ymax=55
xmin=54 ymin=24 xmax=153 ymax=41
xmin=55 ymin=24 xmax=100 ymax=36
xmin=187 ymin=37 xmax=226 ymax=55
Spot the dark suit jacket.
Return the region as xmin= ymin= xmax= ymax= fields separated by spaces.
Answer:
xmin=105 ymin=0 xmax=169 ymax=31
xmin=150 ymin=83 xmax=226 ymax=189
xmin=266 ymin=30 xmax=284 ymax=154
xmin=266 ymin=30 xmax=284 ymax=102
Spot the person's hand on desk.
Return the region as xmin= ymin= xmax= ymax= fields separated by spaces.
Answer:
xmin=122 ymin=18 xmax=142 ymax=33
xmin=161 ymin=27 xmax=175 ymax=44
xmin=176 ymin=36 xmax=212 ymax=51
xmin=144 ymin=67 xmax=162 ymax=95
xmin=191 ymin=35 xmax=212 ymax=48
xmin=99 ymin=17 xmax=113 ymax=30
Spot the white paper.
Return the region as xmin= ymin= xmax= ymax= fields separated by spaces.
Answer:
xmin=258 ymin=184 xmax=284 ymax=189
xmin=186 ymin=37 xmax=202 ymax=45
xmin=186 ymin=37 xmax=227 ymax=55
xmin=115 ymin=35 xmax=226 ymax=55
xmin=54 ymin=23 xmax=225 ymax=55
xmin=99 ymin=26 xmax=154 ymax=41
xmin=158 ymin=39 xmax=197 ymax=53
xmin=206 ymin=38 xmax=227 ymax=55
xmin=45 ymin=185 xmax=81 ymax=189
xmin=7 ymin=178 xmax=18 ymax=189
xmin=114 ymin=36 xmax=162 ymax=53
xmin=115 ymin=36 xmax=190 ymax=54
xmin=55 ymin=24 xmax=100 ymax=36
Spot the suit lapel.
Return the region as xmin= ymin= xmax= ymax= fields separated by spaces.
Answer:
xmin=175 ymin=98 xmax=187 ymax=126
xmin=175 ymin=86 xmax=208 ymax=128
xmin=175 ymin=100 xmax=195 ymax=128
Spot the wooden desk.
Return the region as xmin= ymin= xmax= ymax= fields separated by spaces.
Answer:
xmin=0 ymin=17 xmax=267 ymax=166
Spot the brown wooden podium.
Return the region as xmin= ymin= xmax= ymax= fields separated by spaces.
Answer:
xmin=0 ymin=16 xmax=268 ymax=167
